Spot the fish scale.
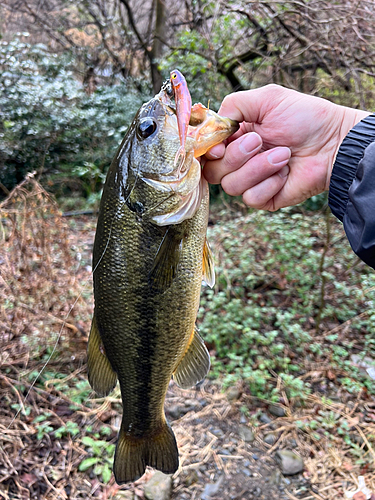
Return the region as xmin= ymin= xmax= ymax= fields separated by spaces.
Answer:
xmin=87 ymin=81 xmax=238 ymax=484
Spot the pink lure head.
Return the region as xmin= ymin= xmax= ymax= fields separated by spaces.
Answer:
xmin=170 ymin=69 xmax=188 ymax=90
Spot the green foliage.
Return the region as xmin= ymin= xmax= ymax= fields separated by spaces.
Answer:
xmin=317 ymin=71 xmax=375 ymax=109
xmin=199 ymin=208 xmax=375 ymax=401
xmin=79 ymin=436 xmax=115 ymax=484
xmin=158 ymin=7 xmax=264 ymax=107
xmin=54 ymin=420 xmax=80 ymax=438
xmin=33 ymin=413 xmax=54 ymax=439
xmin=67 ymin=379 xmax=93 ymax=407
xmin=0 ymin=37 xmax=146 ymax=200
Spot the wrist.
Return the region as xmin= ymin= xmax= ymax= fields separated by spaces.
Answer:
xmin=328 ymin=112 xmax=375 ymax=221
xmin=337 ymin=107 xmax=371 ymax=157
xmin=325 ymin=107 xmax=371 ymax=190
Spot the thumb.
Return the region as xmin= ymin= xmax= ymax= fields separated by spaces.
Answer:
xmin=218 ymin=84 xmax=287 ymax=124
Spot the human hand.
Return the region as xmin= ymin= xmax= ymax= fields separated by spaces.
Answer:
xmin=203 ymin=84 xmax=370 ymax=211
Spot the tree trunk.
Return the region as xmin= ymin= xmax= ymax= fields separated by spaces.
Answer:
xmin=149 ymin=0 xmax=166 ymax=93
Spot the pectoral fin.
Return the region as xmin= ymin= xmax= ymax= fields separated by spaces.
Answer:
xmin=202 ymin=237 xmax=215 ymax=288
xmin=149 ymin=228 xmax=184 ymax=293
xmin=173 ymin=327 xmax=210 ymax=389
xmin=87 ymin=316 xmax=118 ymax=397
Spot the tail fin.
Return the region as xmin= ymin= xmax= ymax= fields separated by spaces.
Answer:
xmin=113 ymin=422 xmax=179 ymax=484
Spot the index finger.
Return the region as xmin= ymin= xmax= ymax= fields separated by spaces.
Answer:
xmin=204 ymin=121 xmax=255 ymax=159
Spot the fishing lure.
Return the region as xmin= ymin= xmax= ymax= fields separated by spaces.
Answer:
xmin=170 ymin=69 xmax=192 ymax=172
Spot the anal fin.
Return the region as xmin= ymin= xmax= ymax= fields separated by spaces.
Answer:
xmin=173 ymin=327 xmax=210 ymax=389
xmin=87 ymin=316 xmax=118 ymax=397
xmin=202 ymin=237 xmax=215 ymax=288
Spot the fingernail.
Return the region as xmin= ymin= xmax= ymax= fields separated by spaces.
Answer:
xmin=238 ymin=133 xmax=262 ymax=155
xmin=207 ymin=143 xmax=225 ymax=159
xmin=267 ymin=147 xmax=291 ymax=166
xmin=278 ymin=165 xmax=290 ymax=178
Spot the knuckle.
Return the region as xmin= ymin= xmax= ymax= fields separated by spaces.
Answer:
xmin=221 ymin=94 xmax=233 ymax=108
xmin=243 ymin=190 xmax=266 ymax=210
xmin=203 ymin=166 xmax=221 ymax=185
xmin=221 ymin=174 xmax=241 ymax=197
xmin=222 ymin=144 xmax=241 ymax=172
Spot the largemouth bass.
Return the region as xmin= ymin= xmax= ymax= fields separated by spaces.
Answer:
xmin=88 ymin=80 xmax=238 ymax=484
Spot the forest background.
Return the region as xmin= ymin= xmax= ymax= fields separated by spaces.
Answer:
xmin=2 ymin=1 xmax=375 ymax=500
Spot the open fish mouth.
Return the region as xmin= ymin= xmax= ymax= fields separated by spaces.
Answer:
xmin=140 ymin=88 xmax=238 ymax=226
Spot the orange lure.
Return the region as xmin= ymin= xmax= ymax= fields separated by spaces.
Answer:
xmin=170 ymin=69 xmax=192 ymax=169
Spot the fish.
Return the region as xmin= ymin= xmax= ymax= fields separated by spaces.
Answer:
xmin=170 ymin=69 xmax=192 ymax=170
xmin=87 ymin=79 xmax=238 ymax=484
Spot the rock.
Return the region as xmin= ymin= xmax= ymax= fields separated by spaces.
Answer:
xmin=275 ymin=450 xmax=304 ymax=476
xmin=248 ymin=486 xmax=262 ymax=496
xmin=212 ymin=428 xmax=224 ymax=438
xmin=184 ymin=398 xmax=199 ymax=409
xmin=167 ymin=399 xmax=199 ymax=420
xmin=226 ymin=386 xmax=241 ymax=402
xmin=268 ymin=404 xmax=286 ymax=417
xmin=167 ymin=404 xmax=183 ymax=419
xmin=114 ymin=492 xmax=134 ymax=500
xmin=238 ymin=425 xmax=255 ymax=442
xmin=220 ymin=449 xmax=232 ymax=456
xmin=264 ymin=433 xmax=277 ymax=445
xmin=350 ymin=355 xmax=375 ymax=380
xmin=144 ymin=471 xmax=172 ymax=500
xmin=259 ymin=413 xmax=272 ymax=424
xmin=201 ymin=476 xmax=224 ymax=499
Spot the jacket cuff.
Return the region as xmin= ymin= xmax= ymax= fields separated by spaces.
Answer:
xmin=328 ymin=114 xmax=375 ymax=221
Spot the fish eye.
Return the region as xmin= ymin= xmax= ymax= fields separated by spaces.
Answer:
xmin=137 ymin=118 xmax=157 ymax=140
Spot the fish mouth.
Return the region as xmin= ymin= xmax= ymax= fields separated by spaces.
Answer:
xmin=142 ymin=90 xmax=239 ymax=226
xmin=188 ymin=104 xmax=239 ymax=158
xmin=156 ymin=90 xmax=239 ymax=160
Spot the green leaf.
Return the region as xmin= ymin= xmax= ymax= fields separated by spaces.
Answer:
xmin=102 ymin=464 xmax=112 ymax=484
xmin=79 ymin=457 xmax=99 ymax=471
xmin=93 ymin=464 xmax=103 ymax=475
xmin=81 ymin=436 xmax=97 ymax=447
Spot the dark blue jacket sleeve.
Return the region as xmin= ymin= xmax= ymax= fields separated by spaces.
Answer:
xmin=328 ymin=114 xmax=375 ymax=269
